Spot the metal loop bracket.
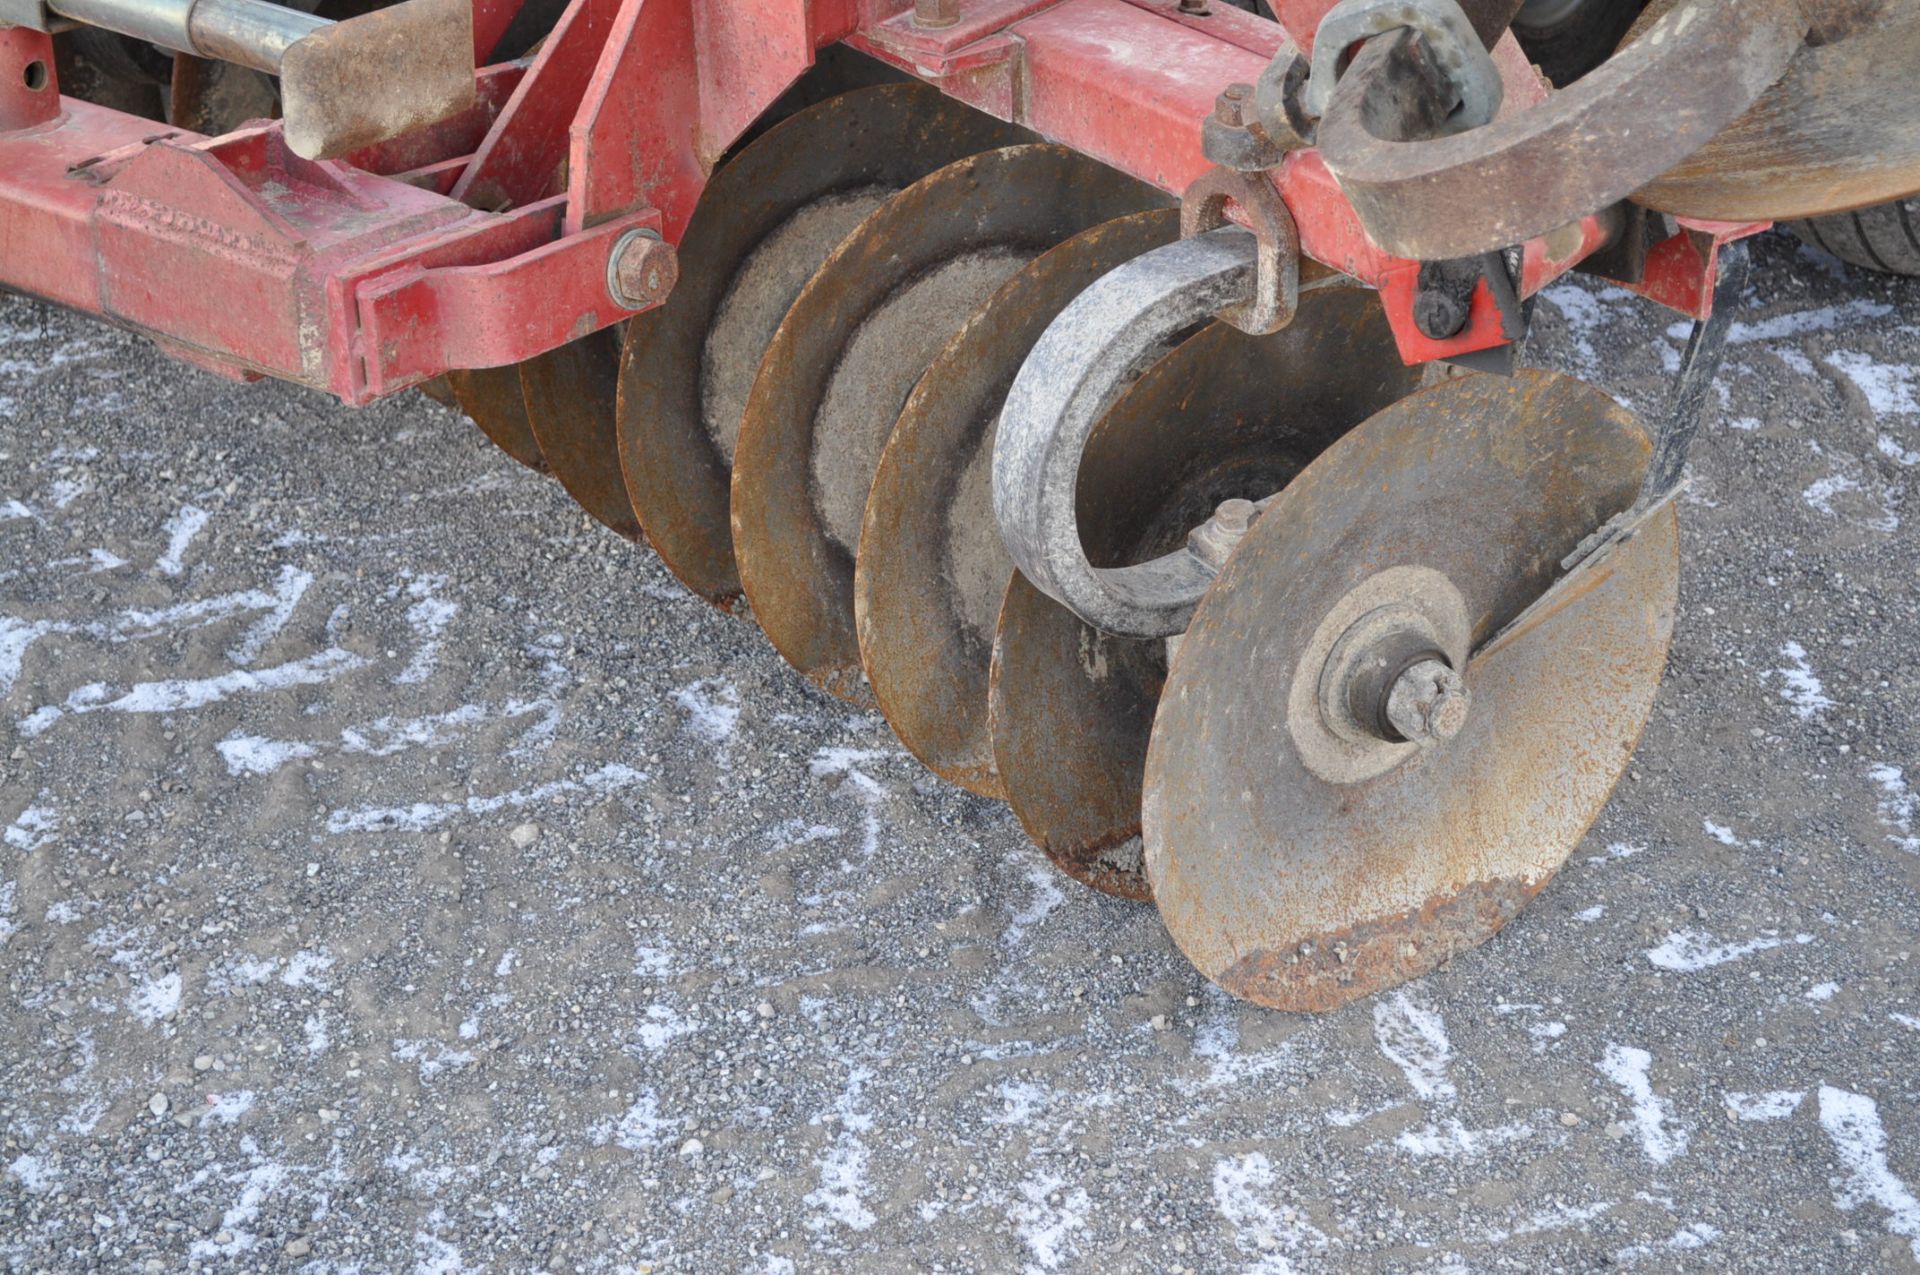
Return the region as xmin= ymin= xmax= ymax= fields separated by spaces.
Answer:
xmin=1179 ymin=168 xmax=1299 ymax=336
xmin=994 ymin=228 xmax=1263 ymax=639
xmin=1302 ymin=0 xmax=1503 ymax=133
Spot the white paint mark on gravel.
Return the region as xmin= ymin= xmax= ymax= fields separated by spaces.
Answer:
xmin=673 ymin=678 xmax=741 ymax=745
xmin=1868 ymin=764 xmax=1920 ymax=854
xmin=1726 ymin=1090 xmax=1804 ymax=1121
xmin=1212 ymin=1151 xmax=1328 ymax=1274
xmin=1008 ymin=1171 xmax=1091 ymax=1273
xmin=324 ymin=762 xmax=646 ymax=833
xmin=4 ymin=795 xmax=57 ymax=850
xmin=154 ymin=504 xmax=210 ymax=576
xmin=19 ymin=647 xmax=370 ymax=737
xmin=1818 ymin=1086 xmax=1920 ymax=1261
xmin=127 ymin=971 xmax=181 ymax=1025
xmin=394 ymin=574 xmax=458 ymax=685
xmin=200 ymin=1091 xmax=256 ymax=1125
xmin=6 ymin=1154 xmax=59 ymax=1193
xmin=392 ymin=1039 xmax=476 ymax=1080
xmin=1645 ymin=928 xmax=1812 ymax=972
xmin=591 ymin=1090 xmax=677 ymax=1151
xmin=187 ymin=1158 xmax=286 ymax=1259
xmin=1719 ymin=299 xmax=1895 ymax=344
xmin=1806 ymin=981 xmax=1840 ymax=1002
xmin=1003 ymin=857 xmax=1065 ymax=948
xmin=1702 ymin=819 xmax=1745 ymax=847
xmin=1373 ymin=991 xmax=1455 ymax=1101
xmin=804 ymin=1065 xmax=876 ymax=1234
xmin=1771 ymin=641 xmax=1835 ymax=719
xmin=216 ymin=734 xmax=319 ymax=777
xmin=1599 ymin=1044 xmax=1687 ymax=1164
xmin=1614 ymin=1222 xmax=1722 ymax=1266
xmin=1191 ymin=987 xmax=1296 ymax=1089
xmin=634 ymin=1004 xmax=698 ymax=1052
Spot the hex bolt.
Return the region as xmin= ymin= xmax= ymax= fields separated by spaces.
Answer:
xmin=1384 ymin=658 xmax=1470 ymax=744
xmin=1412 ymin=287 xmax=1469 ymax=340
xmin=608 ymin=229 xmax=679 ymax=310
xmin=1187 ymin=497 xmax=1259 ymax=572
xmin=914 ymin=0 xmax=959 ymax=28
xmin=1215 ymin=83 xmax=1252 ymax=128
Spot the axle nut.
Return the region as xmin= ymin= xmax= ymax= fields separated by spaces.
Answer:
xmin=608 ymin=229 xmax=679 ymax=310
xmin=1384 ymin=658 xmax=1469 ymax=744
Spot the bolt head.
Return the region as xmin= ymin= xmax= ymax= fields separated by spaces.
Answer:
xmin=611 ymin=232 xmax=678 ymax=310
xmin=1384 ymin=659 xmax=1469 ymax=745
xmin=1412 ymin=289 xmax=1469 ymax=341
xmin=1215 ymin=83 xmax=1252 ymax=127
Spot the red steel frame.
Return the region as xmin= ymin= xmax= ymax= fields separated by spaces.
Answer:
xmin=0 ymin=0 xmax=1757 ymax=406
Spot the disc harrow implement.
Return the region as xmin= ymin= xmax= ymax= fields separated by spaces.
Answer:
xmin=5 ymin=0 xmax=1916 ymax=1017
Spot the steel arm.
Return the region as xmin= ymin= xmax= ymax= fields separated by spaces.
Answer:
xmin=0 ymin=0 xmax=1753 ymax=406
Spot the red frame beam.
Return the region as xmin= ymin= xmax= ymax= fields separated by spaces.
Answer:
xmin=0 ymin=0 xmax=1748 ymax=405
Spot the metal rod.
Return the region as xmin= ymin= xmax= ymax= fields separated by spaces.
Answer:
xmin=45 ymin=0 xmax=327 ymax=73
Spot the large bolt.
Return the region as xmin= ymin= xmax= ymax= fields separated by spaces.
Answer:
xmin=1188 ymin=497 xmax=1259 ymax=571
xmin=608 ymin=229 xmax=679 ymax=310
xmin=1384 ymin=658 xmax=1470 ymax=744
xmin=914 ymin=0 xmax=959 ymax=28
xmin=1412 ymin=287 xmax=1469 ymax=340
xmin=1214 ymin=83 xmax=1252 ymax=128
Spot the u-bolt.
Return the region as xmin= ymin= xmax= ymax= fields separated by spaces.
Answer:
xmin=994 ymin=227 xmax=1267 ymax=640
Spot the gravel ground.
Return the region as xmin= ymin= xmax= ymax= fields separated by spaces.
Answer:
xmin=2 ymin=228 xmax=1918 ymax=1274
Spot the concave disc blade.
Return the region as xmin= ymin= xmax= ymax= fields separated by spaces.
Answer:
xmin=988 ymin=290 xmax=1422 ymax=899
xmin=855 ymin=209 xmax=1182 ymax=799
xmin=1142 ymin=369 xmax=1679 ymax=1011
xmin=446 ymin=366 xmax=549 ymax=474
xmin=1630 ymin=0 xmax=1920 ymax=220
xmin=730 ymin=143 xmax=1165 ymax=705
xmin=616 ymin=83 xmax=1032 ymax=611
xmin=522 ymin=329 xmax=638 ymax=540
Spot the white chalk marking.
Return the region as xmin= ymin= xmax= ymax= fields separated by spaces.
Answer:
xmin=1212 ymin=1151 xmax=1328 ymax=1274
xmin=4 ymin=795 xmax=57 ymax=851
xmin=1868 ymin=764 xmax=1920 ymax=855
xmin=324 ymin=762 xmax=645 ymax=834
xmin=1771 ymin=641 xmax=1834 ymax=719
xmin=1599 ymin=1044 xmax=1688 ymax=1164
xmin=805 ymin=1065 xmax=876 ymax=1234
xmin=154 ymin=504 xmax=210 ymax=576
xmin=1645 ymin=928 xmax=1812 ymax=972
xmin=1818 ymin=1086 xmax=1920 ymax=1262
xmin=20 ymin=647 xmax=370 ymax=737
xmin=1373 ymin=991 xmax=1455 ymax=1101
xmin=1726 ymin=1090 xmax=1804 ymax=1121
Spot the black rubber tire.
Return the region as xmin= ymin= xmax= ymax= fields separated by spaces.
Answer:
xmin=1513 ymin=0 xmax=1651 ymax=87
xmin=1784 ymin=201 xmax=1920 ymax=278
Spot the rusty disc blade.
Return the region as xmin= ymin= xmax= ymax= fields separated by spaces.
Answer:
xmin=1142 ymin=369 xmax=1679 ymax=1011
xmin=1632 ymin=2 xmax=1920 ymax=220
xmin=616 ymin=83 xmax=1032 ymax=611
xmin=855 ymin=209 xmax=1181 ymax=799
xmin=446 ymin=366 xmax=549 ymax=474
xmin=522 ymin=329 xmax=639 ymax=539
xmin=730 ymin=143 xmax=1164 ymax=705
xmin=988 ymin=292 xmax=1422 ymax=899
